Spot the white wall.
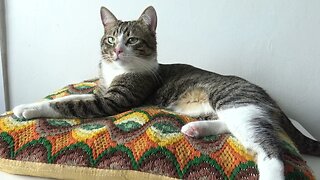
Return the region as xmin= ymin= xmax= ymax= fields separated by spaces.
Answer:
xmin=6 ymin=0 xmax=320 ymax=139
xmin=0 ymin=51 xmax=4 ymax=113
xmin=0 ymin=0 xmax=6 ymax=113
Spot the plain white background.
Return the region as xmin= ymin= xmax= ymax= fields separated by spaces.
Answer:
xmin=0 ymin=41 xmax=4 ymax=112
xmin=5 ymin=0 xmax=320 ymax=142
xmin=0 ymin=54 xmax=4 ymax=113
xmin=0 ymin=0 xmax=5 ymax=113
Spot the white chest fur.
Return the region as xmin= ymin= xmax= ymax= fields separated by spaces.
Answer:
xmin=101 ymin=62 xmax=127 ymax=87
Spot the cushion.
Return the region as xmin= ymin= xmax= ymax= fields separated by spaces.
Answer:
xmin=0 ymin=79 xmax=315 ymax=179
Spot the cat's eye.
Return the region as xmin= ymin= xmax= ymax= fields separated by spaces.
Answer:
xmin=106 ymin=37 xmax=115 ymax=45
xmin=127 ymin=37 xmax=139 ymax=44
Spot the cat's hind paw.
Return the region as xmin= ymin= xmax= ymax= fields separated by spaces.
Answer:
xmin=181 ymin=122 xmax=201 ymax=137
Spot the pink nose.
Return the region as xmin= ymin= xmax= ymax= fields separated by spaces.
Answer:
xmin=114 ymin=47 xmax=123 ymax=56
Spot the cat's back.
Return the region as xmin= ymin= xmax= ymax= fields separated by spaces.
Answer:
xmin=158 ymin=63 xmax=216 ymax=81
xmin=151 ymin=63 xmax=274 ymax=109
xmin=150 ymin=63 xmax=235 ymax=106
xmin=157 ymin=63 xmax=245 ymax=86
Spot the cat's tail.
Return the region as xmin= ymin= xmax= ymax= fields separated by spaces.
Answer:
xmin=280 ymin=113 xmax=320 ymax=156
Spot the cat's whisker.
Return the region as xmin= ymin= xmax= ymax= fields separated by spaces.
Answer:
xmin=132 ymin=58 xmax=162 ymax=84
xmin=128 ymin=59 xmax=158 ymax=81
xmin=141 ymin=65 xmax=161 ymax=84
xmin=101 ymin=53 xmax=113 ymax=62
xmin=142 ymin=63 xmax=162 ymax=83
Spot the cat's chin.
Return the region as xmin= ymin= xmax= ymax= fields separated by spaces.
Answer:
xmin=104 ymin=55 xmax=158 ymax=73
xmin=107 ymin=60 xmax=137 ymax=72
xmin=113 ymin=59 xmax=129 ymax=67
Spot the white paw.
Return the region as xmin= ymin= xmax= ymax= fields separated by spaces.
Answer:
xmin=258 ymin=157 xmax=284 ymax=180
xmin=181 ymin=122 xmax=201 ymax=137
xmin=12 ymin=103 xmax=42 ymax=119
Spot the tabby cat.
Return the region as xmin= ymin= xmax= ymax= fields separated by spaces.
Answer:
xmin=13 ymin=6 xmax=320 ymax=180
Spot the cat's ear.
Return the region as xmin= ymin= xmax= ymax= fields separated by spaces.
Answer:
xmin=139 ymin=6 xmax=157 ymax=32
xmin=100 ymin=7 xmax=118 ymax=28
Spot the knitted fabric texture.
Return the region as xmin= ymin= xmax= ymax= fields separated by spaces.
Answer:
xmin=0 ymin=79 xmax=315 ymax=179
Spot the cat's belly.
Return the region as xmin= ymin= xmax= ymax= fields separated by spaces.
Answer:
xmin=166 ymin=87 xmax=216 ymax=118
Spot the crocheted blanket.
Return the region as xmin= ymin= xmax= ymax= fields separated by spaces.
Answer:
xmin=0 ymin=79 xmax=315 ymax=179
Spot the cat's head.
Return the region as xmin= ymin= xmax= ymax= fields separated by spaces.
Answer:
xmin=100 ymin=6 xmax=158 ymax=72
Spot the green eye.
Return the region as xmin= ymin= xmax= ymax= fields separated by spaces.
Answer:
xmin=127 ymin=37 xmax=139 ymax=44
xmin=106 ymin=37 xmax=115 ymax=45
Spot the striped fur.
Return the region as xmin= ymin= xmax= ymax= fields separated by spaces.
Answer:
xmin=13 ymin=6 xmax=320 ymax=180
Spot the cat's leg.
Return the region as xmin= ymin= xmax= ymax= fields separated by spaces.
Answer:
xmin=217 ymin=105 xmax=284 ymax=180
xmin=13 ymin=94 xmax=96 ymax=119
xmin=181 ymin=120 xmax=230 ymax=137
xmin=181 ymin=105 xmax=284 ymax=180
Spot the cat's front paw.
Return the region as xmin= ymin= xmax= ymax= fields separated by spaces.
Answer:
xmin=181 ymin=122 xmax=201 ymax=137
xmin=12 ymin=103 xmax=42 ymax=119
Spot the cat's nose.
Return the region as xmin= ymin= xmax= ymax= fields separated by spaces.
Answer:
xmin=114 ymin=47 xmax=123 ymax=57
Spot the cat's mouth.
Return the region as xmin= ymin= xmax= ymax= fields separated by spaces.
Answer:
xmin=101 ymin=54 xmax=124 ymax=63
xmin=113 ymin=53 xmax=125 ymax=62
xmin=114 ymin=57 xmax=120 ymax=61
xmin=111 ymin=56 xmax=129 ymax=67
xmin=114 ymin=55 xmax=123 ymax=62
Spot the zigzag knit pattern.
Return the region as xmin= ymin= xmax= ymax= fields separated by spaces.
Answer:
xmin=0 ymin=79 xmax=315 ymax=179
